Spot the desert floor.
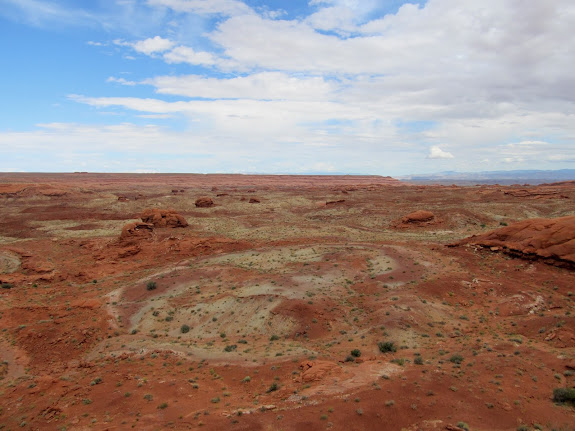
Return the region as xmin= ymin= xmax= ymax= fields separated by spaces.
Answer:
xmin=0 ymin=173 xmax=574 ymax=431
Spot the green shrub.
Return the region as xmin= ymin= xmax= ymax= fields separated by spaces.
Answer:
xmin=146 ymin=281 xmax=157 ymax=291
xmin=270 ymin=334 xmax=279 ymax=341
xmin=450 ymin=354 xmax=464 ymax=364
xmin=351 ymin=349 xmax=361 ymax=358
xmin=224 ymin=345 xmax=237 ymax=352
xmin=1 ymin=283 xmax=13 ymax=289
xmin=266 ymin=382 xmax=279 ymax=393
xmin=553 ymin=387 xmax=575 ymax=404
xmin=414 ymin=355 xmax=424 ymax=365
xmin=378 ymin=341 xmax=397 ymax=353
xmin=180 ymin=324 xmax=190 ymax=334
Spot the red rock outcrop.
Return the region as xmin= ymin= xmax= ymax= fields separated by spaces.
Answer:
xmin=195 ymin=197 xmax=214 ymax=208
xmin=504 ymin=188 xmax=568 ymax=199
xmin=119 ymin=222 xmax=154 ymax=242
xmin=460 ymin=215 xmax=575 ymax=268
xmin=140 ymin=209 xmax=188 ymax=228
xmin=294 ymin=360 xmax=340 ymax=383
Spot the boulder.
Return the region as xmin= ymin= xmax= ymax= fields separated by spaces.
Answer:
xmin=140 ymin=209 xmax=188 ymax=228
xmin=249 ymin=198 xmax=260 ymax=204
xmin=402 ymin=210 xmax=435 ymax=224
xmin=195 ymin=197 xmax=214 ymax=208
xmin=459 ymin=215 xmax=575 ymax=268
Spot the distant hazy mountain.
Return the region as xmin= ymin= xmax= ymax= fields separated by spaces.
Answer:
xmin=399 ymin=169 xmax=575 ymax=185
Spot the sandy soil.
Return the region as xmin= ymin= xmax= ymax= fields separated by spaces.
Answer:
xmin=0 ymin=173 xmax=574 ymax=431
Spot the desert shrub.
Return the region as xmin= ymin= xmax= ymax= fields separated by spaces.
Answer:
xmin=345 ymin=355 xmax=355 ymax=362
xmin=1 ymin=283 xmax=13 ymax=289
xmin=270 ymin=334 xmax=279 ymax=341
xmin=456 ymin=422 xmax=470 ymax=430
xmin=378 ymin=341 xmax=397 ymax=353
xmin=90 ymin=377 xmax=102 ymax=386
xmin=414 ymin=355 xmax=424 ymax=365
xmin=351 ymin=349 xmax=361 ymax=358
xmin=450 ymin=354 xmax=464 ymax=364
xmin=266 ymin=382 xmax=279 ymax=393
xmin=224 ymin=345 xmax=237 ymax=352
xmin=146 ymin=281 xmax=157 ymax=291
xmin=242 ymin=376 xmax=251 ymax=383
xmin=553 ymin=387 xmax=575 ymax=404
xmin=180 ymin=324 xmax=190 ymax=334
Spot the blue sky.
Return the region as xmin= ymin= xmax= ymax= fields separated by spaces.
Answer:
xmin=1 ymin=0 xmax=574 ymax=175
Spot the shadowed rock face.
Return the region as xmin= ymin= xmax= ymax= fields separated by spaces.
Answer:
xmin=119 ymin=222 xmax=154 ymax=242
xmin=460 ymin=215 xmax=575 ymax=267
xmin=140 ymin=209 xmax=188 ymax=228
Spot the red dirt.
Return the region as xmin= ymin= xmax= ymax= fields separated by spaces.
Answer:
xmin=0 ymin=173 xmax=574 ymax=431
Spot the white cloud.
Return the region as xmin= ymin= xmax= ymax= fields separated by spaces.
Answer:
xmin=107 ymin=77 xmax=138 ymax=86
xmin=427 ymin=146 xmax=454 ymax=159
xmin=131 ymin=36 xmax=175 ymax=54
xmin=144 ymin=72 xmax=334 ymax=100
xmin=163 ymin=46 xmax=219 ymax=66
xmin=146 ymin=0 xmax=253 ymax=16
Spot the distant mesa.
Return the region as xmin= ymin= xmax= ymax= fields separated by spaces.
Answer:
xmin=503 ymin=187 xmax=568 ymax=199
xmin=140 ymin=208 xmax=188 ymax=228
xmin=195 ymin=197 xmax=214 ymax=208
xmin=459 ymin=215 xmax=575 ymax=268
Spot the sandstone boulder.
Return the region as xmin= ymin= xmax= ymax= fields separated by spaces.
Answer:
xmin=402 ymin=210 xmax=435 ymax=224
xmin=195 ymin=197 xmax=214 ymax=208
xmin=460 ymin=215 xmax=575 ymax=268
xmin=140 ymin=209 xmax=188 ymax=228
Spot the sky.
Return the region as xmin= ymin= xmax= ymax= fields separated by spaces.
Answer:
xmin=0 ymin=0 xmax=574 ymax=175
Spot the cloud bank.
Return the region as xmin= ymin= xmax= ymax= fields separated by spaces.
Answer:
xmin=1 ymin=0 xmax=574 ymax=174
